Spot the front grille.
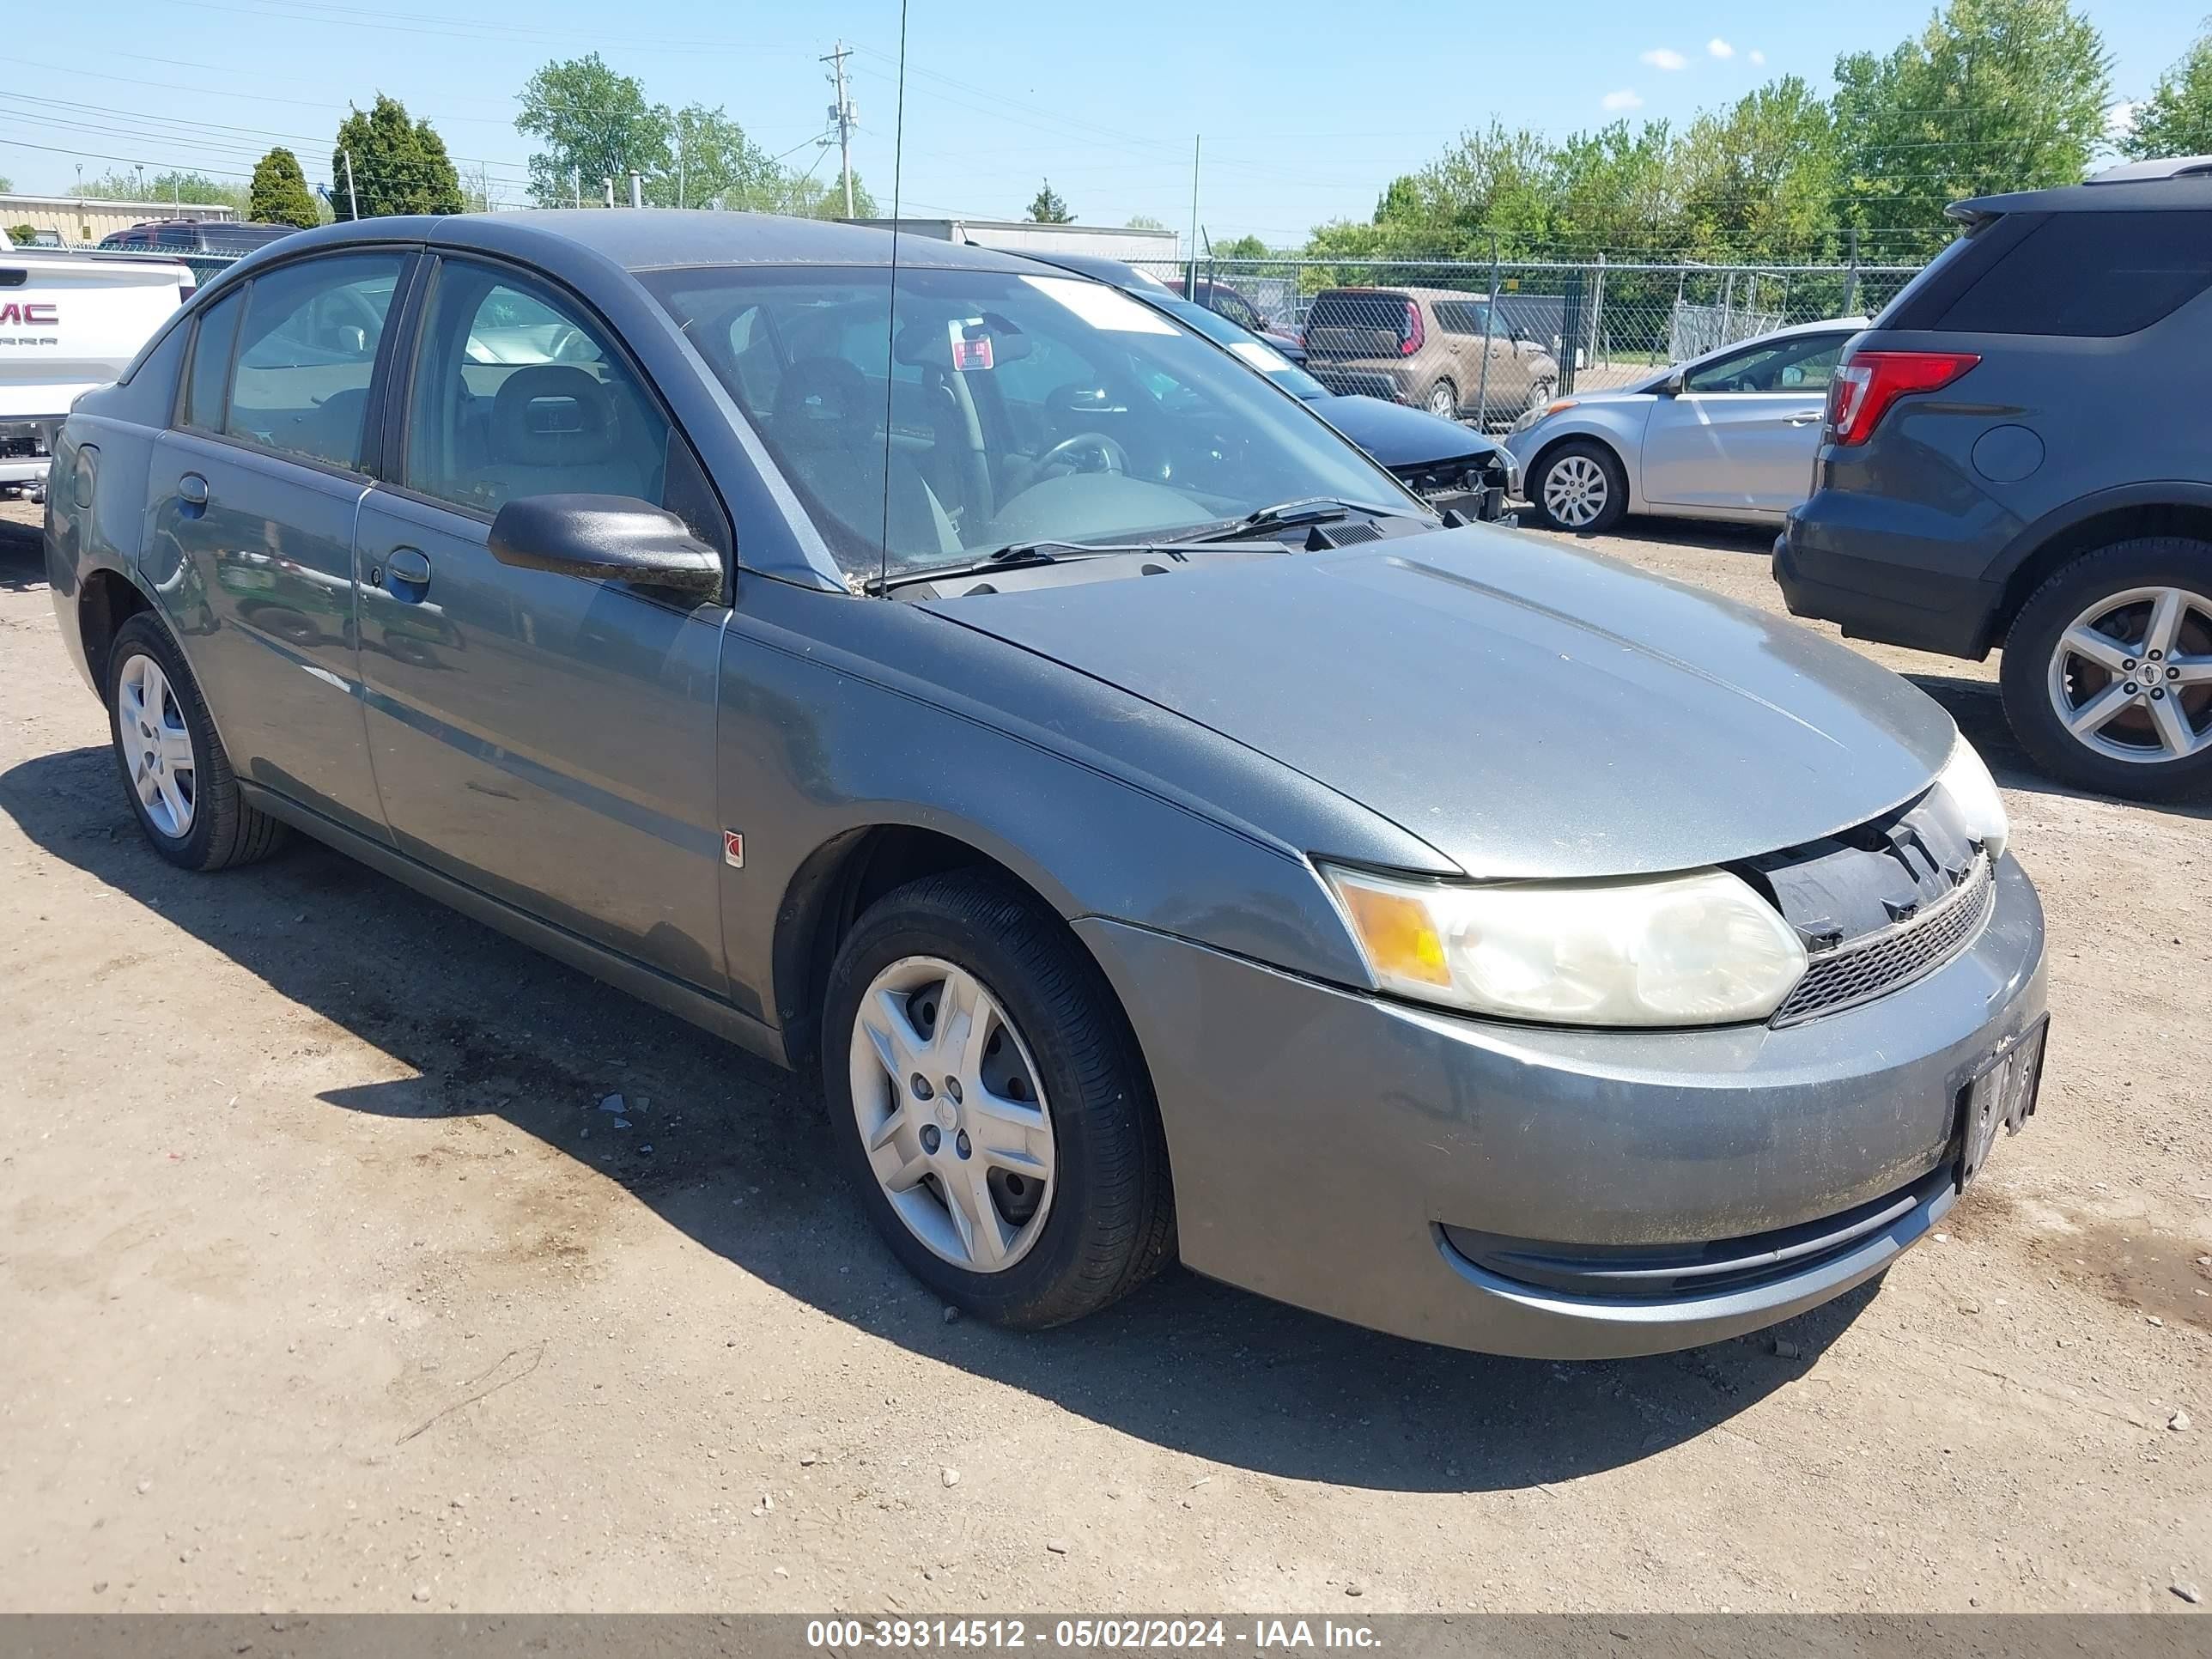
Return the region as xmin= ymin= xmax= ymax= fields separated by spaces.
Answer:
xmin=1771 ymin=854 xmax=1995 ymax=1028
xmin=1443 ymin=1165 xmax=1947 ymax=1301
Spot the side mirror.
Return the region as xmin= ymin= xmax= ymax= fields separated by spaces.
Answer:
xmin=489 ymin=495 xmax=723 ymax=599
xmin=1659 ymin=370 xmax=1686 ymax=397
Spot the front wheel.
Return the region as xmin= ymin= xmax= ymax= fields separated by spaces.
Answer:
xmin=1999 ymin=538 xmax=2212 ymax=800
xmin=1528 ymin=439 xmax=1627 ymax=533
xmin=821 ymin=870 xmax=1176 ymax=1328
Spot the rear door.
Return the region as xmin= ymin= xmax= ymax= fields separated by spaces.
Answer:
xmin=351 ymin=254 xmax=732 ymax=988
xmin=1641 ymin=331 xmax=1847 ymax=513
xmin=141 ymin=250 xmax=410 ymax=841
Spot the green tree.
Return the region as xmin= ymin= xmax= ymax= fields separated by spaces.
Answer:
xmin=1025 ymin=180 xmax=1073 ymax=223
xmin=0 ymin=174 xmax=13 ymax=193
xmin=247 ymin=147 xmax=321 ymax=228
xmin=6 ymin=224 xmax=36 ymax=246
xmin=333 ymin=94 xmax=463 ymax=217
xmin=516 ymin=53 xmax=671 ymax=206
xmin=78 ymin=169 xmax=250 ymax=212
xmin=1675 ymin=77 xmax=1842 ymax=258
xmin=1214 ymin=233 xmax=1269 ymax=258
xmin=1832 ymin=0 xmax=2111 ymax=246
xmin=2122 ymin=28 xmax=2212 ymax=159
xmin=1125 ymin=213 xmax=1169 ymax=231
xmin=653 ymin=104 xmax=781 ymax=209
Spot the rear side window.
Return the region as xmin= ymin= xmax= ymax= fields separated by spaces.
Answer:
xmin=180 ymin=292 xmax=243 ymax=432
xmin=1933 ymin=210 xmax=2212 ymax=337
xmin=228 ymin=253 xmax=404 ymax=470
xmin=1306 ymin=292 xmax=1413 ymax=339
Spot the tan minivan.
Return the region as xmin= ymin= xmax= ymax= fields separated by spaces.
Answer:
xmin=1303 ymin=286 xmax=1559 ymax=423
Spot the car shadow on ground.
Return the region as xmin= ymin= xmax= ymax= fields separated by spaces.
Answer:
xmin=3 ymin=742 xmax=1875 ymax=1494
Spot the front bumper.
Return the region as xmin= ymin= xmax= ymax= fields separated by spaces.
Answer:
xmin=1075 ymin=854 xmax=2045 ymax=1358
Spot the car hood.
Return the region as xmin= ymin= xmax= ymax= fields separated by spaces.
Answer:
xmin=1316 ymin=395 xmax=1504 ymax=471
xmin=922 ymin=526 xmax=1955 ymax=878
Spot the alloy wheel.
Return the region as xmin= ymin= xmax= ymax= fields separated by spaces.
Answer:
xmin=2045 ymin=585 xmax=2212 ymax=764
xmin=1426 ymin=383 xmax=1456 ymax=417
xmin=847 ymin=955 xmax=1056 ymax=1273
xmin=1542 ymin=453 xmax=1609 ymax=529
xmin=118 ymin=653 xmax=198 ymax=838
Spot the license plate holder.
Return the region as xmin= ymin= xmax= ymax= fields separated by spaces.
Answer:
xmin=1957 ymin=1015 xmax=2048 ymax=1190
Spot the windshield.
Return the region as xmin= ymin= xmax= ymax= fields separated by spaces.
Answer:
xmin=1150 ymin=293 xmax=1331 ymax=401
xmin=643 ymin=263 xmax=1403 ymax=581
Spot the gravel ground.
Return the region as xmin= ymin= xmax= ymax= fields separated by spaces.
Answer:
xmin=1 ymin=496 xmax=2205 ymax=1614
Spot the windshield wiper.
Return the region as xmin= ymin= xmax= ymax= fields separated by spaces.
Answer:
xmin=865 ymin=540 xmax=1185 ymax=594
xmin=1176 ymin=495 xmax=1425 ymax=543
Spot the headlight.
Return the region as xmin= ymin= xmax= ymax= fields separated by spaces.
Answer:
xmin=1933 ymin=732 xmax=2008 ymax=862
xmin=1510 ymin=397 xmax=1577 ymax=434
xmin=1322 ymin=864 xmax=1808 ymax=1027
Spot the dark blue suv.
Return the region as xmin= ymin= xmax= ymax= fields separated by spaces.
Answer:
xmin=1778 ymin=158 xmax=2212 ymax=801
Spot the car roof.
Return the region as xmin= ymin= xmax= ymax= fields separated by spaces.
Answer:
xmin=1310 ymin=285 xmax=1489 ymax=303
xmin=1951 ymin=169 xmax=2212 ymax=219
xmin=228 ymin=209 xmax=1036 ymax=276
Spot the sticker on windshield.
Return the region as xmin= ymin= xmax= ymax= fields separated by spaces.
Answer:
xmin=947 ymin=317 xmax=994 ymax=371
xmin=1230 ymin=339 xmax=1291 ymax=372
xmin=1018 ymin=275 xmax=1177 ymax=335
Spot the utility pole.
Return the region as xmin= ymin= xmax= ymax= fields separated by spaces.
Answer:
xmin=822 ymin=40 xmax=857 ymax=219
xmin=342 ymin=148 xmax=358 ymax=220
xmin=605 ymin=175 xmax=616 ymax=209
xmin=1186 ymin=135 xmax=1200 ymax=296
xmin=677 ymin=116 xmax=686 ymax=211
xmin=628 ymin=170 xmax=643 ymax=210
xmin=573 ymin=167 xmax=580 ymax=210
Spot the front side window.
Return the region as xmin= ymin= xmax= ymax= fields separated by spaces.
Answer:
xmin=644 ymin=264 xmax=1406 ymax=581
xmin=1684 ymin=333 xmax=1846 ymax=394
xmin=227 ymin=253 xmax=404 ymax=470
xmin=403 ymin=260 xmax=672 ymax=520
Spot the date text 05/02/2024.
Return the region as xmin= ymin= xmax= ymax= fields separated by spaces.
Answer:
xmin=805 ymin=1619 xmax=1383 ymax=1650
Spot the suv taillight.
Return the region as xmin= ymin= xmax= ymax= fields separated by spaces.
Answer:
xmin=1825 ymin=349 xmax=1980 ymax=446
xmin=1401 ymin=300 xmax=1424 ymax=357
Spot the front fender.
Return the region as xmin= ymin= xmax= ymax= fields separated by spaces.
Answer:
xmin=712 ymin=580 xmax=1449 ymax=1038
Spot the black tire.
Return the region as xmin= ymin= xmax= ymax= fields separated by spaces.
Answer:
xmin=1527 ymin=438 xmax=1628 ymax=533
xmin=1424 ymin=378 xmax=1459 ymax=419
xmin=1999 ymin=538 xmax=2212 ymax=802
xmin=820 ymin=869 xmax=1176 ymax=1329
xmin=105 ymin=611 xmax=287 ymax=871
xmin=1526 ymin=377 xmax=1557 ymax=413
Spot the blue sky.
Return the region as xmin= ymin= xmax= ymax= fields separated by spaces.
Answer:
xmin=4 ymin=1 xmax=2203 ymax=242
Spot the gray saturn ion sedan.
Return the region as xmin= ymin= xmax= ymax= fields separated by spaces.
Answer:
xmin=44 ymin=213 xmax=2048 ymax=1358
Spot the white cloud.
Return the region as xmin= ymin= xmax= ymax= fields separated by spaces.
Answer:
xmin=1640 ymin=46 xmax=1688 ymax=70
xmin=1749 ymin=48 xmax=1766 ymax=65
xmin=1708 ymin=37 xmax=1735 ymax=58
xmin=1601 ymin=88 xmax=1645 ymax=111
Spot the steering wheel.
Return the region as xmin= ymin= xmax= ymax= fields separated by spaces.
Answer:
xmin=1037 ymin=431 xmax=1129 ymax=476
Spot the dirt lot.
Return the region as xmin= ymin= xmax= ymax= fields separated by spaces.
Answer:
xmin=1 ymin=497 xmax=2206 ymax=1614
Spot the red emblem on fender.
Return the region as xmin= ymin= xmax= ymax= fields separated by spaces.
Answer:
xmin=722 ymin=830 xmax=744 ymax=868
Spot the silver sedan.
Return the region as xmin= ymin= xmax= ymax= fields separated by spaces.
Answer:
xmin=1506 ymin=317 xmax=1868 ymax=533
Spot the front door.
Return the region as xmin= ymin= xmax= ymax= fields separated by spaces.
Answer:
xmin=140 ymin=252 xmax=409 ymax=841
xmin=1640 ymin=331 xmax=1848 ymax=514
xmin=352 ymin=256 xmax=731 ymax=989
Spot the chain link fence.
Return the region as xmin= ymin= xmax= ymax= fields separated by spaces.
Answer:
xmin=1127 ymin=254 xmax=1926 ymax=430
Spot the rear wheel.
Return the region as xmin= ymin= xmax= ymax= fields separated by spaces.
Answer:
xmin=106 ymin=612 xmax=286 ymax=870
xmin=822 ymin=870 xmax=1175 ymax=1328
xmin=1528 ymin=440 xmax=1627 ymax=533
xmin=2000 ymin=538 xmax=2212 ymax=801
xmin=1425 ymin=379 xmax=1459 ymax=418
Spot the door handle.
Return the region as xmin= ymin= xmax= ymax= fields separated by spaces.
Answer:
xmin=1784 ymin=412 xmax=1822 ymax=426
xmin=176 ymin=473 xmax=209 ymax=507
xmin=382 ymin=546 xmax=433 ymax=598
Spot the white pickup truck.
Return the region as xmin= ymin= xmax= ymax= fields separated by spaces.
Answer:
xmin=2 ymin=251 xmax=190 ymax=499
